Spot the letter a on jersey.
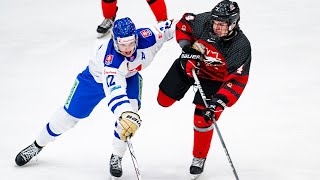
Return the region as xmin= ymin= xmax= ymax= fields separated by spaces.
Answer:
xmin=141 ymin=52 xmax=146 ymax=60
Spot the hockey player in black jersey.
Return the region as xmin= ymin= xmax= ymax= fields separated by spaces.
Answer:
xmin=157 ymin=0 xmax=252 ymax=179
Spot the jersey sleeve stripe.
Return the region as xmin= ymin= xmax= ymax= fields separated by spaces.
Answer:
xmin=114 ymin=130 xmax=120 ymax=139
xmin=108 ymin=94 xmax=127 ymax=106
xmin=110 ymin=100 xmax=131 ymax=113
xmin=224 ymin=86 xmax=240 ymax=99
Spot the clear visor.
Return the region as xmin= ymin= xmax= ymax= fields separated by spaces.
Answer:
xmin=115 ymin=35 xmax=137 ymax=57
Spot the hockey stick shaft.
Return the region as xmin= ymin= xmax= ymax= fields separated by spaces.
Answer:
xmin=126 ymin=137 xmax=142 ymax=180
xmin=191 ymin=69 xmax=239 ymax=180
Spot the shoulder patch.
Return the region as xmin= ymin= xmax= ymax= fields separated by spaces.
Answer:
xmin=185 ymin=15 xmax=195 ymax=21
xmin=181 ymin=25 xmax=187 ymax=31
xmin=104 ymin=55 xmax=114 ymax=65
xmin=140 ymin=29 xmax=152 ymax=38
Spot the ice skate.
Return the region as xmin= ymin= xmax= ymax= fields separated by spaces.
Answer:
xmin=97 ymin=18 xmax=114 ymax=39
xmin=15 ymin=141 xmax=43 ymax=166
xmin=190 ymin=156 xmax=206 ymax=180
xmin=109 ymin=154 xmax=123 ymax=179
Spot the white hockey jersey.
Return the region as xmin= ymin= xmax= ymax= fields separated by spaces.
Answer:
xmin=88 ymin=21 xmax=175 ymax=117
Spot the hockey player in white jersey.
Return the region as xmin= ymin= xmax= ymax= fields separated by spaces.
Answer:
xmin=15 ymin=17 xmax=175 ymax=178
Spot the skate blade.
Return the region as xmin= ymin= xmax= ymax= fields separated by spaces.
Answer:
xmin=190 ymin=174 xmax=201 ymax=180
xmin=97 ymin=31 xmax=110 ymax=39
xmin=110 ymin=176 xmax=120 ymax=180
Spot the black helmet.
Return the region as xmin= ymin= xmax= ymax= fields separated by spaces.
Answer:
xmin=211 ymin=0 xmax=240 ymax=30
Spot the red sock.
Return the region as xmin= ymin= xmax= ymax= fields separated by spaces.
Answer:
xmin=147 ymin=0 xmax=168 ymax=21
xmin=101 ymin=0 xmax=117 ymax=19
xmin=193 ymin=105 xmax=214 ymax=158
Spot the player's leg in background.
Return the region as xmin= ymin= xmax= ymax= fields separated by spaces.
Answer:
xmin=101 ymin=0 xmax=117 ymax=20
xmin=147 ymin=0 xmax=168 ymax=22
xmin=97 ymin=0 xmax=118 ymax=35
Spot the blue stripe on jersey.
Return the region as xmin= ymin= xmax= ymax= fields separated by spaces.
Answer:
xmin=114 ymin=130 xmax=120 ymax=139
xmin=110 ymin=100 xmax=131 ymax=113
xmin=108 ymin=94 xmax=127 ymax=106
xmin=136 ymin=28 xmax=156 ymax=49
xmin=46 ymin=123 xmax=61 ymax=137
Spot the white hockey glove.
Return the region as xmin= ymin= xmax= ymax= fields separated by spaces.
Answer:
xmin=158 ymin=19 xmax=174 ymax=30
xmin=157 ymin=19 xmax=176 ymax=41
xmin=118 ymin=111 xmax=142 ymax=141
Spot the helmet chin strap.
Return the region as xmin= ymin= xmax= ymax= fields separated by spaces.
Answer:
xmin=224 ymin=21 xmax=238 ymax=38
xmin=228 ymin=21 xmax=237 ymax=31
xmin=224 ymin=30 xmax=238 ymax=41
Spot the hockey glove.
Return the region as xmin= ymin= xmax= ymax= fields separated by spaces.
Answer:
xmin=118 ymin=111 xmax=142 ymax=141
xmin=158 ymin=19 xmax=174 ymax=30
xmin=157 ymin=19 xmax=176 ymax=41
xmin=180 ymin=45 xmax=203 ymax=77
xmin=203 ymin=98 xmax=227 ymax=123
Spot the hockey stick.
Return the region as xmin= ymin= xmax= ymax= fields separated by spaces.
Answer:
xmin=191 ymin=68 xmax=240 ymax=180
xmin=126 ymin=137 xmax=142 ymax=180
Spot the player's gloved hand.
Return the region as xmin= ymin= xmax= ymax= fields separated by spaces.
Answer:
xmin=180 ymin=45 xmax=203 ymax=77
xmin=118 ymin=111 xmax=142 ymax=141
xmin=202 ymin=98 xmax=227 ymax=123
xmin=158 ymin=19 xmax=176 ymax=41
xmin=158 ymin=19 xmax=174 ymax=30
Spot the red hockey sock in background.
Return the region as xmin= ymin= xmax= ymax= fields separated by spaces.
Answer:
xmin=101 ymin=0 xmax=117 ymax=19
xmin=147 ymin=0 xmax=168 ymax=22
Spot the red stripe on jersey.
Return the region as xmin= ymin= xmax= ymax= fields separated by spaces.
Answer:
xmin=176 ymin=14 xmax=194 ymax=42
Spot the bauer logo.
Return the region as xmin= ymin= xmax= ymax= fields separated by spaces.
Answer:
xmin=104 ymin=55 xmax=113 ymax=65
xmin=140 ymin=29 xmax=152 ymax=38
xmin=180 ymin=54 xmax=201 ymax=60
xmin=126 ymin=115 xmax=141 ymax=126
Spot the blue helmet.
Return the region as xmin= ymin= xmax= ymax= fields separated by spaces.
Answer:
xmin=112 ymin=17 xmax=137 ymax=39
xmin=112 ymin=17 xmax=138 ymax=55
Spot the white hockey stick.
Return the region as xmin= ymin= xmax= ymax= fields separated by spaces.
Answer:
xmin=192 ymin=68 xmax=240 ymax=180
xmin=126 ymin=137 xmax=142 ymax=180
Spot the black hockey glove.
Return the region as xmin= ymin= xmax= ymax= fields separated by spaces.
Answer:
xmin=203 ymin=98 xmax=227 ymax=123
xmin=180 ymin=45 xmax=203 ymax=77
